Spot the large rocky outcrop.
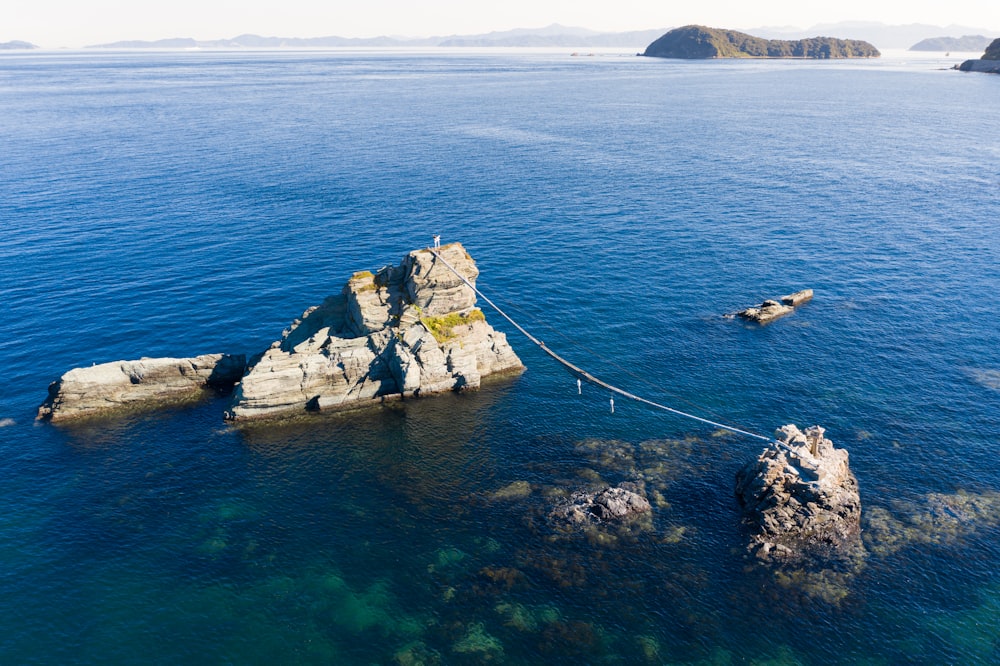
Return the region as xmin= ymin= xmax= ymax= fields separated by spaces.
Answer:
xmin=735 ymin=425 xmax=862 ymax=564
xmin=37 ymin=354 xmax=246 ymax=422
xmin=226 ymin=243 xmax=522 ymax=421
xmin=643 ymin=25 xmax=879 ymax=59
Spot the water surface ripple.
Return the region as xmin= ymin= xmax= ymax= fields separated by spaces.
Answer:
xmin=1 ymin=49 xmax=999 ymax=664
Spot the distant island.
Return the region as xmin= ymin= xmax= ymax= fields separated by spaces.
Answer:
xmin=957 ymin=37 xmax=1000 ymax=74
xmin=748 ymin=21 xmax=997 ymax=50
xmin=910 ymin=35 xmax=994 ymax=51
xmin=642 ymin=25 xmax=880 ymax=59
xmin=0 ymin=40 xmax=37 ymax=50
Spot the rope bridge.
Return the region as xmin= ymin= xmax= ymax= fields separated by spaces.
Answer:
xmin=429 ymin=248 xmax=777 ymax=445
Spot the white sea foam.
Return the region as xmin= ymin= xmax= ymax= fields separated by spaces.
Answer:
xmin=966 ymin=368 xmax=1000 ymax=391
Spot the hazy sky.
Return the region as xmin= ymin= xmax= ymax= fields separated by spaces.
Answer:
xmin=5 ymin=0 xmax=1000 ymax=48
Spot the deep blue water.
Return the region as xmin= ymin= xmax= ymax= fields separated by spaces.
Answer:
xmin=2 ymin=49 xmax=999 ymax=664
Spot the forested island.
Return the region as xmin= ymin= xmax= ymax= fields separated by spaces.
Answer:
xmin=642 ymin=25 xmax=880 ymax=59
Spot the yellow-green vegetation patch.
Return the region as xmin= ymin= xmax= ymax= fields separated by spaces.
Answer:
xmin=347 ymin=270 xmax=377 ymax=293
xmin=421 ymin=309 xmax=485 ymax=343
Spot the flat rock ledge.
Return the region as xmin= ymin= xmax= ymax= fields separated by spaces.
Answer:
xmin=735 ymin=424 xmax=862 ymax=564
xmin=549 ymin=482 xmax=652 ymax=528
xmin=732 ymin=288 xmax=813 ymax=324
xmin=37 ymin=354 xmax=246 ymax=422
xmin=226 ymin=243 xmax=523 ymax=421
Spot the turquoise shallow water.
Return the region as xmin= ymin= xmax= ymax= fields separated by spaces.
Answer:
xmin=1 ymin=49 xmax=1000 ymax=664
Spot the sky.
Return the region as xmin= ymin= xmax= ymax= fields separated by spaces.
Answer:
xmin=4 ymin=0 xmax=1000 ymax=48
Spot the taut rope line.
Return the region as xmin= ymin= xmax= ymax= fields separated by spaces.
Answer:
xmin=428 ymin=248 xmax=775 ymax=444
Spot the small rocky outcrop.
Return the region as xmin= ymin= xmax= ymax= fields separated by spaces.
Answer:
xmin=37 ymin=354 xmax=246 ymax=422
xmin=957 ymin=37 xmax=1000 ymax=73
xmin=226 ymin=243 xmax=523 ymax=421
xmin=732 ymin=288 xmax=813 ymax=323
xmin=735 ymin=425 xmax=862 ymax=564
xmin=549 ymin=482 xmax=652 ymax=527
xmin=643 ymin=25 xmax=879 ymax=59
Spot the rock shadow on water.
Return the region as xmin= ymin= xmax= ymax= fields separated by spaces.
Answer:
xmin=234 ymin=384 xmax=516 ymax=513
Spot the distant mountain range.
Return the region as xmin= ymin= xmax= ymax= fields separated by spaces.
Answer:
xmin=7 ymin=20 xmax=986 ymax=52
xmin=89 ymin=24 xmax=668 ymax=50
xmin=0 ymin=40 xmax=37 ymax=50
xmin=90 ymin=21 xmax=996 ymax=51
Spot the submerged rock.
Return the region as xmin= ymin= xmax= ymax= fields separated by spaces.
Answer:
xmin=227 ymin=243 xmax=522 ymax=421
xmin=864 ymin=489 xmax=1000 ymax=557
xmin=37 ymin=353 xmax=246 ymax=422
xmin=735 ymin=425 xmax=863 ymax=564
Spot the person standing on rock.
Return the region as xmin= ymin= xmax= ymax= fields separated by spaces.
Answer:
xmin=433 ymin=234 xmax=441 ymax=249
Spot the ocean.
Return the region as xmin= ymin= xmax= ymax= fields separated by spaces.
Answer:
xmin=1 ymin=48 xmax=999 ymax=664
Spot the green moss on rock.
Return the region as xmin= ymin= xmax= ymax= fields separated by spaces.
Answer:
xmin=420 ymin=309 xmax=485 ymax=343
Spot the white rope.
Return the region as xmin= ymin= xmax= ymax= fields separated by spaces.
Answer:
xmin=428 ymin=248 xmax=776 ymax=444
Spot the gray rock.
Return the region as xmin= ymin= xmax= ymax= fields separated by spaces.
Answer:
xmin=734 ymin=289 xmax=813 ymax=323
xmin=591 ymin=485 xmax=653 ymax=520
xmin=226 ymin=243 xmax=522 ymax=421
xmin=735 ymin=425 xmax=863 ymax=564
xmin=37 ymin=353 xmax=246 ymax=422
xmin=780 ymin=289 xmax=814 ymax=307
xmin=737 ymin=299 xmax=794 ymax=323
xmin=549 ymin=482 xmax=652 ymax=526
xmin=402 ymin=244 xmax=478 ymax=316
xmin=957 ymin=59 xmax=1000 ymax=73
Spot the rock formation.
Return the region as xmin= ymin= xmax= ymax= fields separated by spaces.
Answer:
xmin=225 ymin=243 xmax=522 ymax=421
xmin=733 ymin=288 xmax=813 ymax=323
xmin=549 ymin=482 xmax=652 ymax=527
xmin=957 ymin=37 xmax=1000 ymax=73
xmin=735 ymin=425 xmax=862 ymax=564
xmin=37 ymin=354 xmax=246 ymax=422
xmin=643 ymin=26 xmax=880 ymax=59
